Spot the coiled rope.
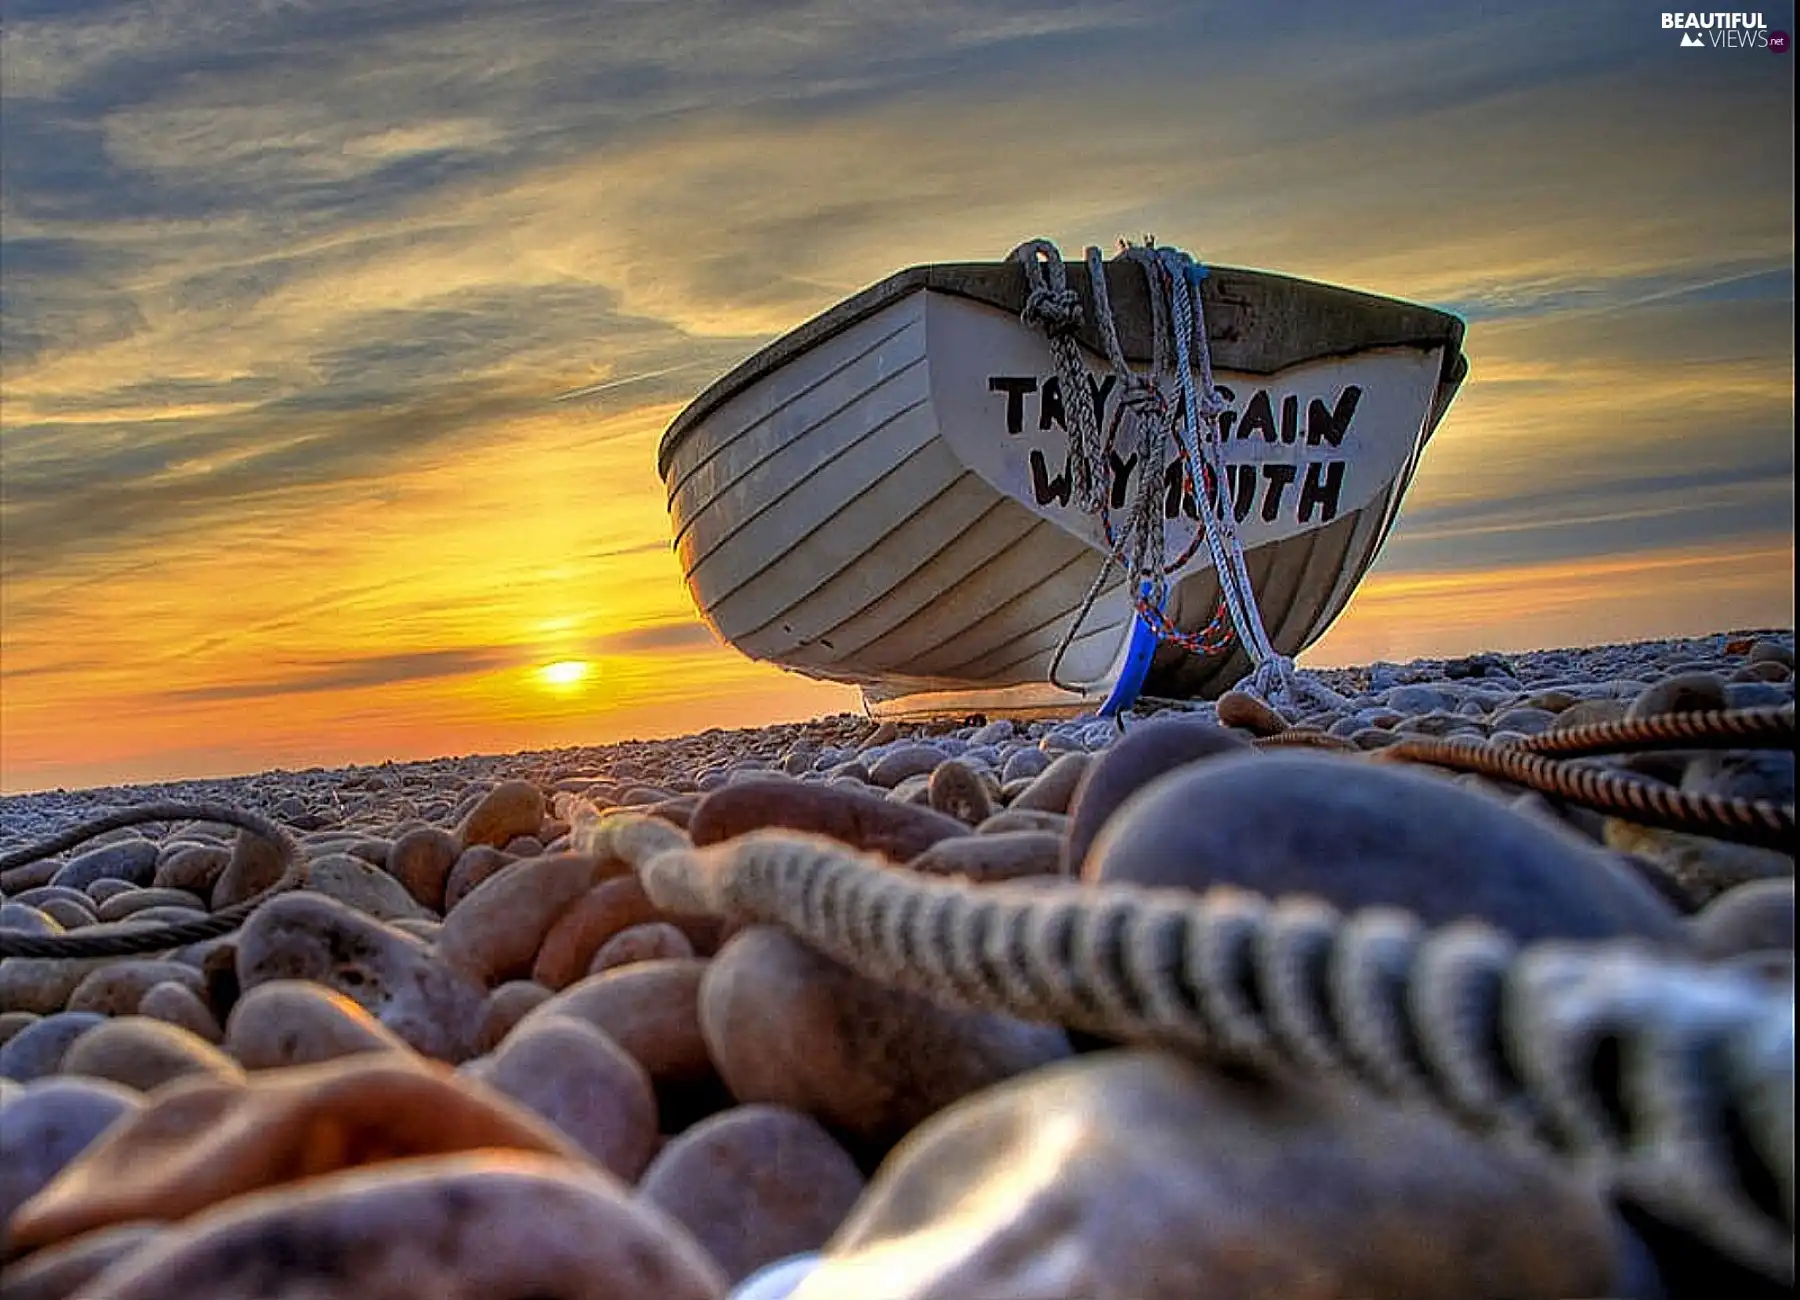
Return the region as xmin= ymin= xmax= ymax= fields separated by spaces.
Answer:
xmin=1016 ymin=237 xmax=1346 ymax=717
xmin=595 ymin=812 xmax=1795 ymax=1283
xmin=0 ymin=801 xmax=304 ymax=959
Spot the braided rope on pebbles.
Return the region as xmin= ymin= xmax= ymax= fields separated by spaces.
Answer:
xmin=0 ymin=801 xmax=305 ymax=959
xmin=594 ymin=812 xmax=1796 ymax=1283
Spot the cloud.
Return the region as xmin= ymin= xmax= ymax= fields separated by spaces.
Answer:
xmin=163 ymin=646 xmax=518 ymax=701
xmin=592 ymin=622 xmax=721 ymax=654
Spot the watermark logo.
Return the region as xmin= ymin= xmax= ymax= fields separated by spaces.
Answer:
xmin=1660 ymin=11 xmax=1783 ymax=48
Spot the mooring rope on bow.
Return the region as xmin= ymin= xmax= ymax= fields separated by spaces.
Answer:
xmin=595 ymin=812 xmax=1795 ymax=1283
xmin=1013 ymin=238 xmax=1346 ymax=718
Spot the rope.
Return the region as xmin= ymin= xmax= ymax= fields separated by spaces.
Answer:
xmin=0 ymin=802 xmax=304 ymax=959
xmin=597 ymin=814 xmax=1795 ymax=1283
xmin=1376 ymin=735 xmax=1795 ymax=853
xmin=1012 ymin=238 xmax=1345 ymax=716
xmin=1512 ymin=704 xmax=1796 ymax=758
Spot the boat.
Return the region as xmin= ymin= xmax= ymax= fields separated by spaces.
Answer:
xmin=656 ymin=241 xmax=1468 ymax=719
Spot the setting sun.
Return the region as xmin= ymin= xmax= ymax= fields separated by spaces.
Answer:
xmin=539 ymin=660 xmax=592 ymax=689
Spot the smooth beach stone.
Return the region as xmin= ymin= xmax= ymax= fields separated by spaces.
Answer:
xmin=3 ymin=1055 xmax=591 ymax=1257
xmin=1734 ymin=660 xmax=1793 ymax=683
xmin=389 ymin=916 xmax=442 ymax=943
xmin=474 ymin=980 xmax=554 ymax=1054
xmin=1627 ymin=672 xmax=1730 ymax=721
xmin=70 ymin=1153 xmax=727 ymax=1300
xmin=60 ymin=1017 xmax=245 ymax=1092
xmin=442 ymin=844 xmax=518 ymax=911
xmin=640 ymin=1105 xmax=866 ymax=1284
xmin=809 ymin=1049 xmax=1620 ymax=1300
xmin=12 ymin=886 xmax=96 ymax=916
xmin=0 ymin=1223 xmax=163 ymax=1300
xmin=699 ymin=927 xmax=1069 ymax=1153
xmin=1063 ymin=717 xmax=1253 ymax=874
xmin=0 ymin=857 xmax=64 ymax=892
xmin=301 ymin=852 xmax=432 ymax=922
xmin=455 ymin=778 xmax=547 ymax=851
xmin=865 ymin=745 xmax=949 ymax=789
xmin=1603 ymin=821 xmax=1791 ymax=907
xmin=1687 ymin=878 xmax=1795 ymax=960
xmin=924 ymin=760 xmax=996 ymax=827
xmin=591 ymin=921 xmax=696 ymax=973
xmin=0 ymin=902 xmax=62 ymax=935
xmin=466 ymin=1017 xmax=658 ymax=1181
xmin=48 ymin=840 xmax=159 ymax=894
xmin=439 ymin=852 xmax=620 ymax=988
xmin=904 ymin=831 xmax=1063 ymax=882
xmin=999 ymin=748 xmax=1051 ymax=784
xmin=522 ymin=959 xmax=713 ymax=1089
xmin=384 ymin=825 xmax=460 ymax=911
xmin=1725 ymin=681 xmax=1790 ymax=710
xmin=1006 ymin=752 xmax=1093 ymax=814
xmin=531 ymin=873 xmax=665 ymax=989
xmin=502 ymin=833 xmax=548 ymax=858
xmin=1 ymin=1009 xmax=40 ymax=1046
xmin=1 ymin=1077 xmax=143 ymax=1232
xmin=95 ymin=888 xmax=205 ymax=923
xmin=236 ymin=892 xmax=486 ymax=1062
xmin=690 ymin=779 xmax=968 ymax=863
xmin=1549 ymin=697 xmax=1629 ymax=731
xmin=975 ymin=808 xmax=1069 ymax=836
xmin=0 ymin=957 xmax=110 ymax=1016
xmin=209 ymin=827 xmax=292 ymax=911
xmin=886 ymin=773 xmax=934 ymax=807
xmin=1385 ymin=684 xmax=1453 ymax=714
xmin=1084 ymin=752 xmax=1685 ymax=944
xmin=1682 ymin=748 xmax=1796 ymax=807
xmin=65 ymin=961 xmax=206 ymax=1017
xmin=1489 ymin=706 xmax=1556 ymax=736
xmin=153 ymin=842 xmax=231 ymax=899
xmin=1215 ymin=690 xmax=1289 ymax=736
xmin=224 ymin=979 xmax=412 ymax=1070
xmin=137 ymin=982 xmax=224 ymax=1045
xmin=1747 ymin=639 xmax=1796 ymax=669
xmin=85 ymin=879 xmax=143 ymax=904
xmin=0 ymin=1012 xmax=107 ymax=1082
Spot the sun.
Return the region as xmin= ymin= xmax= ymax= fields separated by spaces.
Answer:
xmin=538 ymin=660 xmax=592 ymax=690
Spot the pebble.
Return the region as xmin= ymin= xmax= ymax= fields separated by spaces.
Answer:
xmin=442 ymin=843 xmax=518 ymax=911
xmin=1062 ymin=716 xmax=1252 ymax=874
xmin=4 ymin=1055 xmax=590 ymax=1256
xmin=530 ymin=873 xmax=664 ymax=989
xmin=811 ymin=1049 xmax=1622 ymax=1299
xmin=1085 ymin=752 xmax=1685 ymax=944
xmin=591 ymin=920 xmax=696 ymax=972
xmin=473 ymin=979 xmax=553 ymax=1054
xmin=904 ymin=830 xmax=1063 ymax=881
xmin=48 ymin=839 xmax=159 ymax=893
xmin=300 ymin=852 xmax=432 ymax=921
xmin=455 ymin=778 xmax=547 ymax=850
xmin=521 ymin=958 xmax=714 ymax=1091
xmin=437 ymin=851 xmax=616 ymax=987
xmin=55 ymin=1154 xmax=728 ymax=1300
xmin=1216 ymin=689 xmax=1289 ymax=736
xmin=236 ymin=892 xmax=487 ymax=1061
xmin=0 ymin=1011 xmax=108 ymax=1082
xmin=689 ymin=779 xmax=968 ymax=861
xmin=136 ymin=981 xmax=224 ymax=1044
xmin=698 ymin=926 xmax=1069 ymax=1153
xmin=151 ymin=842 xmax=231 ymax=898
xmin=1627 ymin=672 xmax=1730 ymax=720
xmin=64 ymin=960 xmax=206 ymax=1018
xmin=58 ymin=1016 xmax=246 ymax=1092
xmin=465 ymin=1016 xmax=658 ymax=1180
xmin=1687 ymin=877 xmax=1796 ymax=959
xmin=0 ymin=1222 xmax=163 ymax=1300
xmin=209 ymin=827 xmax=287 ymax=911
xmin=1 ymin=1076 xmax=143 ymax=1233
xmin=1007 ymin=751 xmax=1092 ymax=813
xmin=385 ymin=824 xmax=460 ymax=910
xmin=925 ymin=758 xmax=995 ymax=825
xmin=224 ymin=979 xmax=412 ymax=1069
xmin=640 ymin=1104 xmax=866 ymax=1284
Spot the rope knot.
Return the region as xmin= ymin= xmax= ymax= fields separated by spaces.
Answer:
xmin=1021 ymin=284 xmax=1083 ymax=338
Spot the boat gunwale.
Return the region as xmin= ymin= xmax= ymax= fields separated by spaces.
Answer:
xmin=656 ymin=258 xmax=1468 ymax=480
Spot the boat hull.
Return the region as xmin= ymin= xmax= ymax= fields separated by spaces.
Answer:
xmin=659 ymin=259 xmax=1465 ymax=717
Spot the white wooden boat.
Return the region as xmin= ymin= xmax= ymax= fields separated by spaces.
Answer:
xmin=657 ymin=249 xmax=1467 ymax=718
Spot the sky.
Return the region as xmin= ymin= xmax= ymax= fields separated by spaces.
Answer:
xmin=0 ymin=0 xmax=1794 ymax=794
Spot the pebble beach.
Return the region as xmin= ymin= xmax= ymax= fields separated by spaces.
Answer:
xmin=0 ymin=629 xmax=1793 ymax=1299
